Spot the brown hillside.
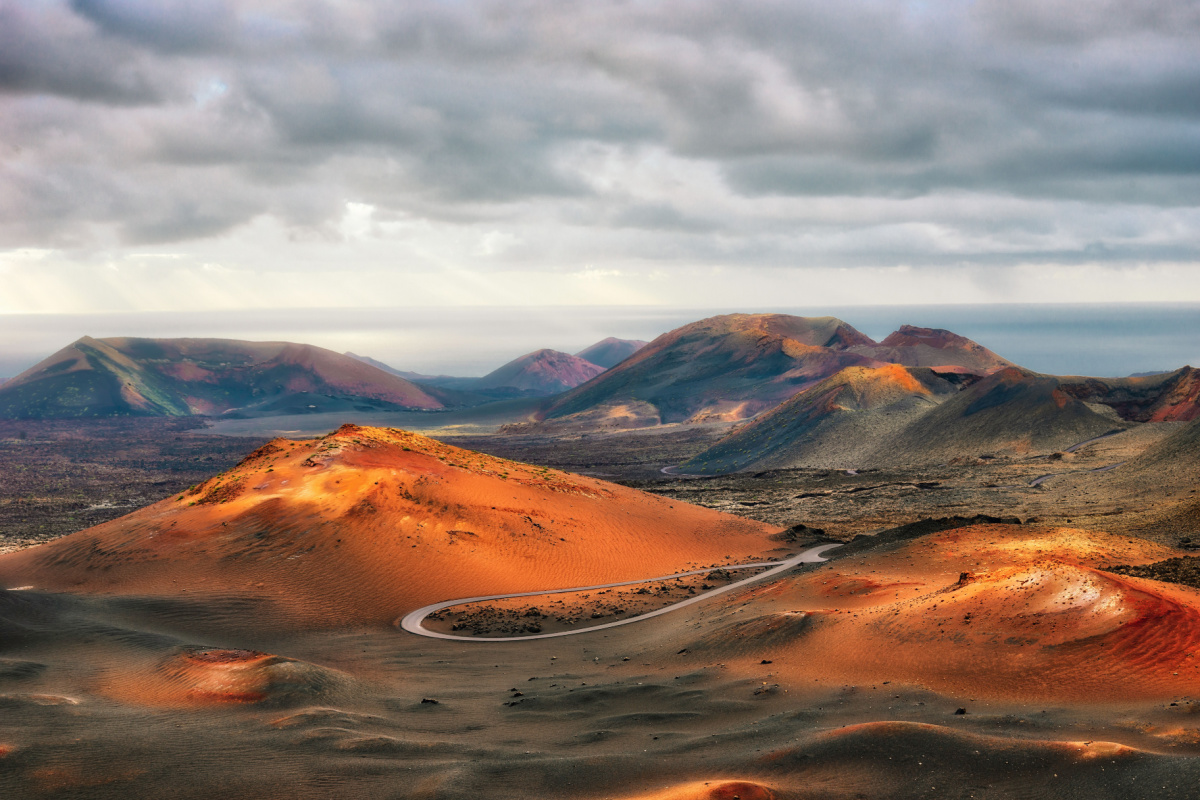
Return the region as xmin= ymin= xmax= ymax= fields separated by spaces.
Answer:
xmin=851 ymin=325 xmax=1015 ymax=373
xmin=543 ymin=314 xmax=883 ymax=427
xmin=0 ymin=337 xmax=444 ymax=418
xmin=476 ymin=349 xmax=605 ymax=396
xmin=683 ymin=364 xmax=961 ymax=473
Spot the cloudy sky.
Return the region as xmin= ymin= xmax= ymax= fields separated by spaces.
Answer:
xmin=2 ymin=0 xmax=1200 ymax=316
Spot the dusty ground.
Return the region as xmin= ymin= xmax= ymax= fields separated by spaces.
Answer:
xmin=455 ymin=420 xmax=1196 ymax=546
xmin=424 ymin=567 xmax=765 ymax=637
xmin=4 ymin=417 xmax=1200 ymax=798
xmin=0 ymin=419 xmax=269 ymax=553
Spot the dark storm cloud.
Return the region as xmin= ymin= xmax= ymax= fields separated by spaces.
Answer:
xmin=0 ymin=1 xmax=165 ymax=103
xmin=1 ymin=0 xmax=1198 ymax=268
xmin=69 ymin=0 xmax=240 ymax=53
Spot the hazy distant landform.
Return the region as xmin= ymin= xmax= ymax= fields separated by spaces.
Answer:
xmin=6 ymin=313 xmax=1200 ymax=475
xmin=4 ymin=314 xmax=1200 ymax=798
xmin=0 ymin=335 xmax=649 ymax=418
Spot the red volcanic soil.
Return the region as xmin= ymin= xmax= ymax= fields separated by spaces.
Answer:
xmin=0 ymin=425 xmax=777 ymax=629
xmin=1141 ymin=367 xmax=1200 ymax=422
xmin=1058 ymin=366 xmax=1200 ymax=423
xmin=698 ymin=524 xmax=1200 ymax=702
xmin=853 ymin=325 xmax=1014 ymax=373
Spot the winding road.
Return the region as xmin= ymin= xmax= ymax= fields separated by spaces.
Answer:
xmin=397 ymin=542 xmax=841 ymax=642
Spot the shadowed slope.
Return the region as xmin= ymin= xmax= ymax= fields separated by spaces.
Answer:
xmin=682 ymin=365 xmax=962 ymax=473
xmin=1123 ymin=413 xmax=1200 ymax=479
xmin=870 ymin=367 xmax=1119 ymax=464
xmin=0 ymin=425 xmax=776 ymax=629
xmin=0 ymin=338 xmax=444 ymax=419
xmin=1060 ymin=366 xmax=1200 ymax=422
xmin=1116 ymin=415 xmax=1200 ymax=534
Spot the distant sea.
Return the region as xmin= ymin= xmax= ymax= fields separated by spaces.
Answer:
xmin=1 ymin=303 xmax=1197 ymax=380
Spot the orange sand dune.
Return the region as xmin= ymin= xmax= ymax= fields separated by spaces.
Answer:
xmin=699 ymin=525 xmax=1200 ymax=701
xmin=0 ymin=425 xmax=776 ymax=629
xmin=620 ymin=781 xmax=775 ymax=800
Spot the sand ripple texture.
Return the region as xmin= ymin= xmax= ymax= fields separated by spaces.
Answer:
xmin=0 ymin=425 xmax=778 ymax=630
xmin=683 ymin=523 xmax=1200 ymax=701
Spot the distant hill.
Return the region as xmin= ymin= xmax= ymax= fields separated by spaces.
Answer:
xmin=870 ymin=367 xmax=1119 ymax=466
xmin=346 ymin=347 xmax=610 ymax=400
xmin=539 ymin=314 xmax=1037 ymax=430
xmin=682 ymin=364 xmax=963 ymax=473
xmin=683 ymin=366 xmax=1122 ymax=473
xmin=344 ymin=352 xmax=477 ymax=389
xmin=1059 ymin=367 xmax=1200 ymax=422
xmin=0 ymin=337 xmax=445 ymax=419
xmin=850 ymin=325 xmax=1014 ymax=374
xmin=575 ymin=337 xmax=648 ymax=369
xmin=476 ymin=349 xmax=605 ymax=397
xmin=343 ymin=351 xmax=410 ymax=378
xmin=543 ymin=314 xmax=883 ymax=427
xmin=342 ymin=352 xmax=492 ymax=405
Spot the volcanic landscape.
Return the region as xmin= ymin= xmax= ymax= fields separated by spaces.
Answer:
xmin=4 ymin=314 xmax=1200 ymax=799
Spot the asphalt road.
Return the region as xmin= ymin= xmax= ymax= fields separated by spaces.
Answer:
xmin=397 ymin=542 xmax=841 ymax=642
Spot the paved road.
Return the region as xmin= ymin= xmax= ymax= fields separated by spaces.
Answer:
xmin=1064 ymin=429 xmax=1125 ymax=454
xmin=397 ymin=542 xmax=842 ymax=642
xmin=659 ymin=465 xmax=704 ymax=479
xmin=1029 ymin=430 xmax=1129 ymax=486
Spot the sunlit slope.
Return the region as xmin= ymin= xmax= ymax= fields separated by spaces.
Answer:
xmin=686 ymin=523 xmax=1200 ymax=702
xmin=0 ymin=425 xmax=777 ymax=628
